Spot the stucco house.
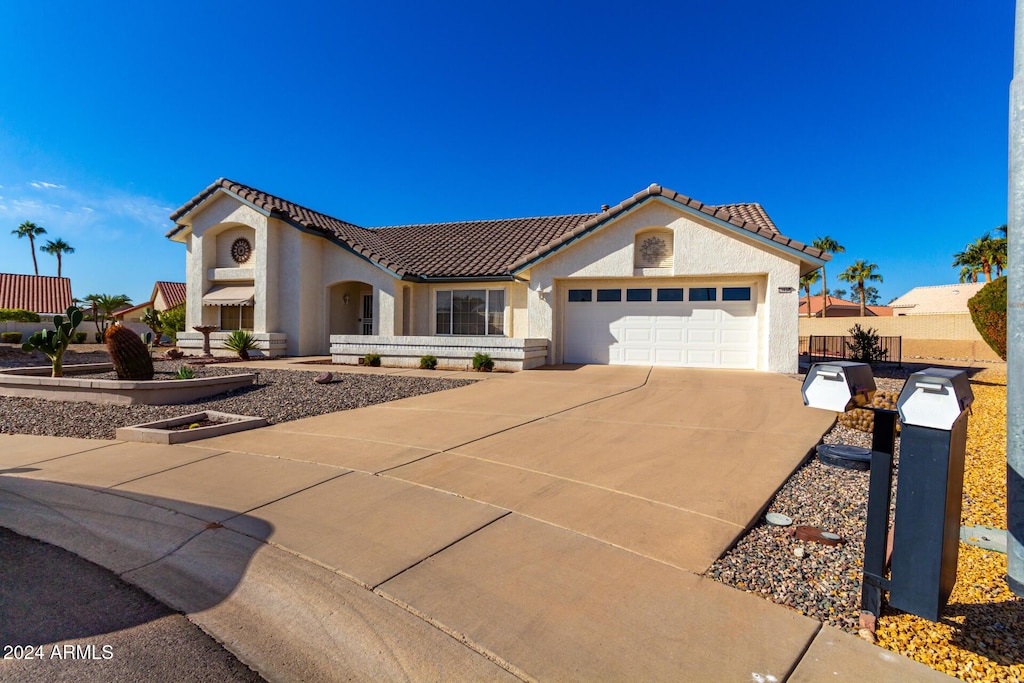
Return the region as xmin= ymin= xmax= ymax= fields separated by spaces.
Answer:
xmin=167 ymin=179 xmax=827 ymax=373
xmin=114 ymin=281 xmax=187 ymax=323
xmin=799 ymin=295 xmax=892 ymax=318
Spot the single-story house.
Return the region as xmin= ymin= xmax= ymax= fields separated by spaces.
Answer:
xmin=889 ymin=283 xmax=986 ymax=316
xmin=114 ymin=281 xmax=187 ymax=323
xmin=799 ymin=295 xmax=892 ymax=318
xmin=0 ymin=273 xmax=73 ymax=316
xmin=167 ymin=179 xmax=827 ymax=373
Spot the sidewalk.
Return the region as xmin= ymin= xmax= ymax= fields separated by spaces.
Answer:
xmin=0 ymin=365 xmax=953 ymax=681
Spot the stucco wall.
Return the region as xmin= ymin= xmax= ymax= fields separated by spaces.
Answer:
xmin=799 ymin=314 xmax=1001 ymax=362
xmin=525 ymin=199 xmax=802 ymax=372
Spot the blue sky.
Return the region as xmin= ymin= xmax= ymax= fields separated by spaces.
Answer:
xmin=0 ymin=2 xmax=1014 ymax=305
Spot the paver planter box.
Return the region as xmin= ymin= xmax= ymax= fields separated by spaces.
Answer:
xmin=116 ymin=411 xmax=268 ymax=444
xmin=0 ymin=365 xmax=257 ymax=405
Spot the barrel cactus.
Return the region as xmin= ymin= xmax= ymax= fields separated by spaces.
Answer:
xmin=105 ymin=324 xmax=154 ymax=380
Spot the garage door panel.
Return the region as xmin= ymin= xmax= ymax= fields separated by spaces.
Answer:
xmin=564 ymin=283 xmax=758 ymax=369
xmin=686 ymin=328 xmax=717 ymax=345
xmin=654 ymin=328 xmax=683 ymax=343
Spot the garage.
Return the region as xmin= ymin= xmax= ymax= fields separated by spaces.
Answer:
xmin=562 ymin=282 xmax=758 ymax=368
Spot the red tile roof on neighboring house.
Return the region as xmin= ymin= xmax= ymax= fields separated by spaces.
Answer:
xmin=799 ymin=295 xmax=892 ymax=317
xmin=0 ymin=274 xmax=73 ymax=314
xmin=169 ymin=179 xmax=828 ymax=280
xmin=155 ymin=281 xmax=187 ymax=309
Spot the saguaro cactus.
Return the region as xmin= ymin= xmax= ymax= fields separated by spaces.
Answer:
xmin=21 ymin=306 xmax=84 ymax=377
xmin=105 ymin=324 xmax=154 ymax=380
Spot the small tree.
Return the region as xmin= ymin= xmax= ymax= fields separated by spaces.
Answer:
xmin=83 ymin=293 xmax=132 ymax=338
xmin=845 ymin=324 xmax=887 ymax=363
xmin=159 ymin=305 xmax=186 ymax=343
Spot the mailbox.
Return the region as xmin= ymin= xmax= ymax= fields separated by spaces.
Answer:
xmin=801 ymin=361 xmax=877 ymax=412
xmin=888 ymin=367 xmax=974 ymax=621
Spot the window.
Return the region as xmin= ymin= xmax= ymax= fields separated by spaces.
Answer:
xmin=220 ymin=305 xmax=254 ymax=331
xmin=626 ymin=288 xmax=652 ymax=302
xmin=436 ymin=289 xmax=505 ymax=336
xmin=689 ymin=288 xmax=717 ymax=302
xmin=596 ymin=289 xmax=622 ymax=302
xmin=568 ymin=289 xmax=592 ymax=302
xmin=657 ymin=288 xmax=684 ymax=302
xmin=723 ymin=287 xmax=752 ymax=301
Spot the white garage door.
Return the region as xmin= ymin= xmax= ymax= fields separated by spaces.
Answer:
xmin=563 ymin=283 xmax=758 ymax=368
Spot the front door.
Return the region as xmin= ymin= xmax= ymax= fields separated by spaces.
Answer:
xmin=360 ymin=293 xmax=373 ymax=335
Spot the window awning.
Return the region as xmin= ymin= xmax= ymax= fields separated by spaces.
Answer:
xmin=202 ymin=284 xmax=254 ymax=306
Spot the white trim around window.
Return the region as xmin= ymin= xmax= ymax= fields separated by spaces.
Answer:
xmin=434 ymin=287 xmax=507 ymax=336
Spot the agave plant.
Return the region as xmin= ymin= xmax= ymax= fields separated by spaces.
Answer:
xmin=223 ymin=330 xmax=259 ymax=360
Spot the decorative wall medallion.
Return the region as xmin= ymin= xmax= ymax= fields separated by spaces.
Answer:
xmin=634 ymin=236 xmax=667 ymax=266
xmin=231 ymin=237 xmax=253 ymax=264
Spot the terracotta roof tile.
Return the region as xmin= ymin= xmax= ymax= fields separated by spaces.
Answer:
xmin=155 ymin=281 xmax=187 ymax=309
xmin=169 ymin=180 xmax=827 ymax=279
xmin=0 ymin=274 xmax=73 ymax=314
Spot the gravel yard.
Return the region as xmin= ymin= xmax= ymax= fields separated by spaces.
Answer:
xmin=708 ymin=365 xmax=1021 ymax=682
xmin=0 ymin=348 xmax=474 ymax=440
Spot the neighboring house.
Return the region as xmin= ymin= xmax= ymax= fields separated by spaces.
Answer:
xmin=167 ymin=179 xmax=827 ymax=372
xmin=0 ymin=273 xmax=73 ymax=316
xmin=889 ymin=283 xmax=986 ymax=316
xmin=799 ymin=295 xmax=892 ymax=318
xmin=115 ymin=281 xmax=187 ymax=322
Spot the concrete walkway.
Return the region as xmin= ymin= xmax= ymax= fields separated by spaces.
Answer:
xmin=0 ymin=365 xmax=952 ymax=681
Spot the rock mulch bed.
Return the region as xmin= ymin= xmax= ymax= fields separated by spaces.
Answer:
xmin=708 ymin=367 xmax=1021 ymax=682
xmin=0 ymin=358 xmax=474 ymax=440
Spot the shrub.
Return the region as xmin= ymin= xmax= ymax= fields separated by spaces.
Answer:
xmin=0 ymin=308 xmax=40 ymax=323
xmin=1 ymin=332 xmax=23 ymax=343
xmin=472 ymin=352 xmax=494 ymax=372
xmin=160 ymin=305 xmax=186 ymax=343
xmin=845 ymin=324 xmax=887 ymax=363
xmin=94 ymin=332 xmax=103 ymax=343
xmin=419 ymin=354 xmax=438 ymax=370
xmin=363 ymin=353 xmax=382 ymax=367
xmin=223 ymin=330 xmax=259 ymax=360
xmin=174 ymin=365 xmax=196 ymax=380
xmin=968 ymin=276 xmax=1007 ymax=360
xmin=72 ymin=332 xmax=87 ymax=344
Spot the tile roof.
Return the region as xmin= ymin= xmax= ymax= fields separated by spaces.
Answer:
xmin=169 ymin=179 xmax=827 ymax=279
xmin=155 ymin=281 xmax=187 ymax=309
xmin=799 ymin=295 xmax=892 ymax=317
xmin=0 ymin=274 xmax=73 ymax=314
xmin=888 ymin=282 xmax=986 ymax=314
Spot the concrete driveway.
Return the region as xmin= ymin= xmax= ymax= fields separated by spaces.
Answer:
xmin=0 ymin=365 xmax=951 ymax=681
xmin=202 ymin=364 xmax=835 ymax=573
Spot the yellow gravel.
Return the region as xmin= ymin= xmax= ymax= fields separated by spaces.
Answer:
xmin=877 ymin=369 xmax=1022 ymax=681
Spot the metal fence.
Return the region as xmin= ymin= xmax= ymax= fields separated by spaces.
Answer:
xmin=801 ymin=335 xmax=902 ymax=366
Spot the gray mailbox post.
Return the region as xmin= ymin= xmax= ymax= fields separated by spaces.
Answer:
xmin=888 ymin=368 xmax=975 ymax=621
xmin=802 ymin=361 xmax=898 ymax=618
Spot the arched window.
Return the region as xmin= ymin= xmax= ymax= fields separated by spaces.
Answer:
xmin=634 ymin=229 xmax=674 ymax=269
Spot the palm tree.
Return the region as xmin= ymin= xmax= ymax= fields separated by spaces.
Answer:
xmin=83 ymin=293 xmax=132 ymax=338
xmin=812 ymin=236 xmax=845 ymax=318
xmin=800 ymin=270 xmax=820 ymax=318
xmin=953 ymin=232 xmax=1006 ymax=283
xmin=838 ymin=260 xmax=883 ymax=317
xmin=39 ymin=238 xmax=75 ymax=278
xmin=959 ymin=264 xmax=981 ymax=283
xmin=10 ymin=221 xmax=47 ymax=275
